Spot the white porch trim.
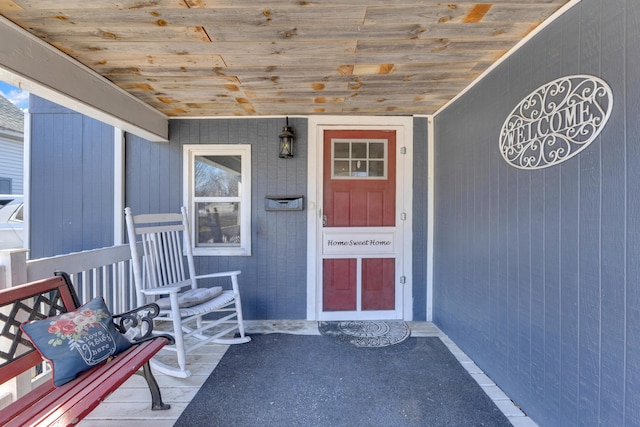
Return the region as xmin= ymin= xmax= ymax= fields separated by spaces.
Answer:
xmin=0 ymin=16 xmax=168 ymax=142
xmin=113 ymin=128 xmax=126 ymax=245
xmin=427 ymin=115 xmax=435 ymax=321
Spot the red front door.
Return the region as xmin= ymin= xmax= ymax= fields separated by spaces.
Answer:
xmin=322 ymin=129 xmax=397 ymax=317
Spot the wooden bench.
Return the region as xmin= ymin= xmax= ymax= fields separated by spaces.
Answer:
xmin=0 ymin=272 xmax=173 ymax=426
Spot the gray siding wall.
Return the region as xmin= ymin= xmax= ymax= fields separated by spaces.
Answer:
xmin=28 ymin=106 xmax=431 ymax=321
xmin=125 ymin=118 xmax=308 ymax=320
xmin=433 ymin=1 xmax=640 ymax=425
xmin=0 ymin=137 xmax=23 ymax=194
xmin=29 ymin=95 xmax=114 ymax=258
xmin=413 ymin=117 xmax=428 ymax=320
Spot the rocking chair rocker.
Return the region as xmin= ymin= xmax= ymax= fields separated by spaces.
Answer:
xmin=125 ymin=206 xmax=251 ymax=378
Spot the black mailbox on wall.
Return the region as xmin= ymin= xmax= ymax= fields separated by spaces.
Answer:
xmin=264 ymin=196 xmax=304 ymax=211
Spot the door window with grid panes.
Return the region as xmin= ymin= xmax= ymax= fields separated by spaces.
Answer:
xmin=331 ymin=139 xmax=387 ymax=179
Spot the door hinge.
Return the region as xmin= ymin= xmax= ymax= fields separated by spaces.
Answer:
xmin=400 ymin=147 xmax=407 ymax=155
xmin=400 ymin=212 xmax=406 ymax=221
xmin=400 ymin=276 xmax=406 ymax=284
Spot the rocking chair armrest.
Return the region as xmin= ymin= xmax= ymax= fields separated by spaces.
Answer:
xmin=194 ymin=270 xmax=241 ymax=280
xmin=112 ymin=303 xmax=175 ymax=345
xmin=140 ymin=283 xmax=190 ymax=296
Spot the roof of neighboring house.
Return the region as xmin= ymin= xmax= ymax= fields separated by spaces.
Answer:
xmin=0 ymin=94 xmax=24 ymax=134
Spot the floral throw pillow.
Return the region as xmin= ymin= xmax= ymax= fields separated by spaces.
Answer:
xmin=20 ymin=297 xmax=132 ymax=387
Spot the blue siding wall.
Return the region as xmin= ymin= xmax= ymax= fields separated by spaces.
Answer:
xmin=125 ymin=118 xmax=308 ymax=320
xmin=29 ymin=95 xmax=115 ymax=258
xmin=0 ymin=138 xmax=23 ymax=194
xmin=433 ymin=1 xmax=640 ymax=425
xmin=413 ymin=117 xmax=428 ymax=321
xmin=29 ymin=107 xmax=430 ymax=321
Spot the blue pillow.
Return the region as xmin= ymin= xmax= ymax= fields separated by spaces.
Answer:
xmin=21 ymin=297 xmax=132 ymax=387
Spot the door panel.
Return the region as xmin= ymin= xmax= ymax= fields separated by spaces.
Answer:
xmin=365 ymin=192 xmax=384 ymax=225
xmin=323 ymin=130 xmax=396 ymax=228
xmin=323 ymin=258 xmax=356 ymax=311
xmin=333 ymin=191 xmax=351 ymax=226
xmin=362 ymin=258 xmax=395 ymax=310
xmin=322 ymin=129 xmax=397 ymax=316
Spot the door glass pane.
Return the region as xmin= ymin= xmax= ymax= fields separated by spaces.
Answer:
xmin=369 ymin=160 xmax=384 ymax=177
xmin=334 ymin=160 xmax=350 ymax=176
xmin=334 ymin=143 xmax=350 ymax=159
xmin=351 ymin=160 xmax=367 ymax=176
xmin=194 ymin=155 xmax=241 ymax=197
xmin=351 ymin=143 xmax=367 ymax=158
xmin=369 ymin=143 xmax=384 ymax=159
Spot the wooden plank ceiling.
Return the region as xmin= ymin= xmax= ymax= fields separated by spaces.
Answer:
xmin=0 ymin=0 xmax=570 ymax=117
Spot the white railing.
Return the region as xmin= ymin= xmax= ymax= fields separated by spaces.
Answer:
xmin=0 ymin=244 xmax=138 ymax=314
xmin=0 ymin=244 xmax=138 ymax=405
xmin=27 ymin=244 xmax=138 ymax=314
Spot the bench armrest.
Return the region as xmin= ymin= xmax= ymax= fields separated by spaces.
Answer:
xmin=112 ymin=303 xmax=175 ymax=345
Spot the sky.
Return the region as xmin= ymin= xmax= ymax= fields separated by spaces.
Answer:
xmin=0 ymin=81 xmax=29 ymax=111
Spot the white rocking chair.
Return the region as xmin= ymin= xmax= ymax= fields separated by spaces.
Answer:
xmin=125 ymin=206 xmax=250 ymax=378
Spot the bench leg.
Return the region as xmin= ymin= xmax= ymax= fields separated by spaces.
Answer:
xmin=140 ymin=361 xmax=171 ymax=411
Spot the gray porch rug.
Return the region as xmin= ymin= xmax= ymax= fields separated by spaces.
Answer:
xmin=174 ymin=334 xmax=510 ymax=427
xmin=318 ymin=320 xmax=411 ymax=348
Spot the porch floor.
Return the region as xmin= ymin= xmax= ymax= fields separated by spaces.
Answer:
xmin=79 ymin=322 xmax=536 ymax=427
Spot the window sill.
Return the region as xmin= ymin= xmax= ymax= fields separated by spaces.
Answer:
xmin=192 ymin=247 xmax=251 ymax=257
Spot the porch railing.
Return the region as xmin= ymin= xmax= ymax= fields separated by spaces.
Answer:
xmin=0 ymin=244 xmax=138 ymax=405
xmin=1 ymin=244 xmax=139 ymax=316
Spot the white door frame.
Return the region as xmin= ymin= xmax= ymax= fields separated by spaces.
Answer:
xmin=306 ymin=116 xmax=413 ymax=321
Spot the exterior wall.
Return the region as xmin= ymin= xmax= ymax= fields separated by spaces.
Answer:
xmin=29 ymin=95 xmax=115 ymax=258
xmin=127 ymin=117 xmax=430 ymax=321
xmin=125 ymin=118 xmax=308 ymax=320
xmin=0 ymin=136 xmax=22 ymax=194
xmin=0 ymin=94 xmax=24 ymax=194
xmin=27 ymin=107 xmax=431 ymax=321
xmin=433 ymin=1 xmax=640 ymax=426
xmin=412 ymin=117 xmax=428 ymax=320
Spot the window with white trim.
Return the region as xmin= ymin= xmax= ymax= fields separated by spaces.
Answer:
xmin=183 ymin=145 xmax=251 ymax=256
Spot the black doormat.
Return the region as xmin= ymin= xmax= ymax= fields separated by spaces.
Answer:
xmin=174 ymin=334 xmax=511 ymax=427
xmin=318 ymin=320 xmax=411 ymax=347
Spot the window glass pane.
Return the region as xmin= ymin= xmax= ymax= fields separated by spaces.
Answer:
xmin=369 ymin=160 xmax=384 ymax=177
xmin=334 ymin=143 xmax=350 ymax=159
xmin=351 ymin=143 xmax=367 ymax=158
xmin=334 ymin=160 xmax=350 ymax=176
xmin=195 ymin=202 xmax=240 ymax=246
xmin=369 ymin=143 xmax=384 ymax=159
xmin=351 ymin=160 xmax=367 ymax=176
xmin=194 ymin=155 xmax=241 ymax=198
xmin=0 ymin=178 xmax=11 ymax=194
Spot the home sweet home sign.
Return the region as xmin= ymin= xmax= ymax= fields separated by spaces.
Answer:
xmin=499 ymin=75 xmax=613 ymax=170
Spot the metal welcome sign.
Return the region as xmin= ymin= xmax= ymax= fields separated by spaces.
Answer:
xmin=499 ymin=75 xmax=613 ymax=169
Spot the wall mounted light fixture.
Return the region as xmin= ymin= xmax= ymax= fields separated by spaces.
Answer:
xmin=279 ymin=117 xmax=295 ymax=159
